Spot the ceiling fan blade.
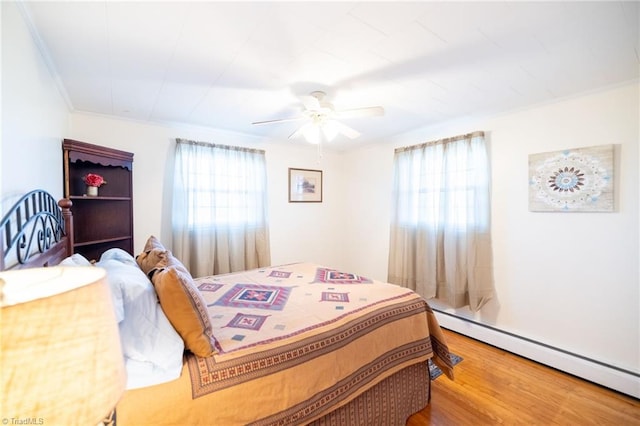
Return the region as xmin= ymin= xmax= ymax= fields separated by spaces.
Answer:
xmin=331 ymin=121 xmax=361 ymax=139
xmin=335 ymin=106 xmax=385 ymax=119
xmin=252 ymin=116 xmax=305 ymax=125
xmin=288 ymin=123 xmax=308 ymax=139
xmin=300 ymin=95 xmax=321 ymax=111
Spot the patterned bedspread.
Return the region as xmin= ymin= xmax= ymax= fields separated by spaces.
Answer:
xmin=117 ymin=263 xmax=453 ymax=426
xmin=197 ymin=263 xmax=425 ymax=355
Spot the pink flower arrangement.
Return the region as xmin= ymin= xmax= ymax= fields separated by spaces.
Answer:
xmin=83 ymin=173 xmax=107 ymax=187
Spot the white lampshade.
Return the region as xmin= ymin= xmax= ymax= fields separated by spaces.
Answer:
xmin=1 ymin=267 xmax=125 ymax=425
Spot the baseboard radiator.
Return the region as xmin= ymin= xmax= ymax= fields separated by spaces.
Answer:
xmin=433 ymin=309 xmax=640 ymax=399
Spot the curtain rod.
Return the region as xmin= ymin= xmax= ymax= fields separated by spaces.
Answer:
xmin=394 ymin=130 xmax=485 ymax=153
xmin=176 ymin=138 xmax=265 ymax=155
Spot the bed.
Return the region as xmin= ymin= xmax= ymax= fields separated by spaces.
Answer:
xmin=1 ymin=190 xmax=454 ymax=425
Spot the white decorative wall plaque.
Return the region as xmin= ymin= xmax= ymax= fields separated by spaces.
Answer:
xmin=529 ymin=144 xmax=614 ymax=212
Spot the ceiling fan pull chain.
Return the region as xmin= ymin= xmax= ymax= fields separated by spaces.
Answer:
xmin=317 ymin=139 xmax=323 ymax=164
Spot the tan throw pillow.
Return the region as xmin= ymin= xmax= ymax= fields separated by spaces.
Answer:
xmin=144 ymin=235 xmax=166 ymax=252
xmin=136 ymin=247 xmax=166 ymax=275
xmin=150 ymin=250 xmax=216 ymax=357
xmin=136 ymin=236 xmax=168 ymax=275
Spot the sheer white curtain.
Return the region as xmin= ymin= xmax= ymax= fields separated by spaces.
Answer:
xmin=172 ymin=139 xmax=271 ymax=277
xmin=387 ymin=131 xmax=494 ymax=311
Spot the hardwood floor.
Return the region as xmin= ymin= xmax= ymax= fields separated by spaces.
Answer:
xmin=407 ymin=329 xmax=640 ymax=425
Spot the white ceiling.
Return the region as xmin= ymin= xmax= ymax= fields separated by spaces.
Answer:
xmin=20 ymin=1 xmax=639 ymax=149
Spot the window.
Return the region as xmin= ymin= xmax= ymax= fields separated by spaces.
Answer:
xmin=180 ymin=148 xmax=267 ymax=228
xmin=394 ymin=136 xmax=490 ymax=231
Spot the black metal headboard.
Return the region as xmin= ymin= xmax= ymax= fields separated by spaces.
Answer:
xmin=0 ymin=190 xmax=73 ymax=270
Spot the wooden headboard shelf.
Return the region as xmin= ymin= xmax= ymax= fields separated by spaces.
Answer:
xmin=0 ymin=190 xmax=73 ymax=270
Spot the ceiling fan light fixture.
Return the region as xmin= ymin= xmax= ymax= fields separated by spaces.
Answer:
xmin=301 ymin=123 xmax=321 ymax=145
xmin=321 ymin=120 xmax=339 ymax=142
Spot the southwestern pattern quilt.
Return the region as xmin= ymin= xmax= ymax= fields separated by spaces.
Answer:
xmin=198 ymin=263 xmax=421 ymax=354
xmin=118 ymin=263 xmax=453 ymax=426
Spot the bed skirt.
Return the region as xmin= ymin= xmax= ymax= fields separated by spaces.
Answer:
xmin=310 ymin=361 xmax=430 ymax=426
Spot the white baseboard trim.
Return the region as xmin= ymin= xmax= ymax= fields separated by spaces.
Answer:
xmin=433 ymin=310 xmax=640 ymax=399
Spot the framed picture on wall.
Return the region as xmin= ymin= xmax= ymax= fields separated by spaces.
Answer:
xmin=289 ymin=168 xmax=323 ymax=203
xmin=528 ymin=144 xmax=614 ymax=212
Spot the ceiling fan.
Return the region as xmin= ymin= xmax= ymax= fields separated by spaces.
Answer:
xmin=252 ymin=91 xmax=384 ymax=144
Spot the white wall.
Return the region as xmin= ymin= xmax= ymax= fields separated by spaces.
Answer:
xmin=342 ymin=82 xmax=640 ymax=386
xmin=1 ymin=1 xmax=69 ymax=209
xmin=67 ymin=113 xmax=349 ymax=268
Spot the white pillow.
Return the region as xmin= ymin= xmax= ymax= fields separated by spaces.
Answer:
xmin=100 ymin=248 xmax=139 ymax=267
xmin=59 ymin=253 xmax=92 ymax=267
xmin=59 ymin=253 xmax=124 ymax=322
xmin=96 ymin=250 xmax=184 ymax=389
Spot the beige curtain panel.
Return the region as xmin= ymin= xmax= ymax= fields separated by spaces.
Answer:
xmin=172 ymin=139 xmax=271 ymax=276
xmin=388 ymin=131 xmax=494 ymax=311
